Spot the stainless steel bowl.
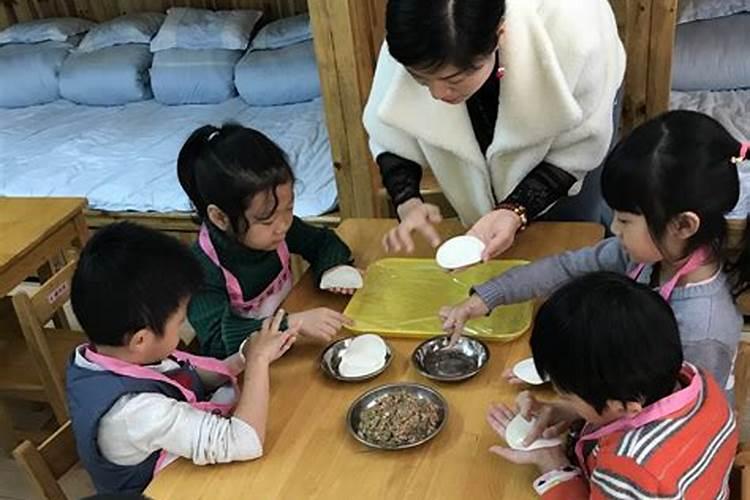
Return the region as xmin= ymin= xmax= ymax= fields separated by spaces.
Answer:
xmin=320 ymin=336 xmax=393 ymax=382
xmin=412 ymin=335 xmax=490 ymax=382
xmin=346 ymin=383 xmax=448 ymax=450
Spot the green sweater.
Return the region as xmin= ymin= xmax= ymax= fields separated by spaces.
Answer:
xmin=188 ymin=218 xmax=352 ymax=358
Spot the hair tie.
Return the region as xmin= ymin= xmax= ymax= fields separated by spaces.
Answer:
xmin=207 ymin=130 xmax=220 ymax=142
xmin=731 ymin=142 xmax=749 ymax=165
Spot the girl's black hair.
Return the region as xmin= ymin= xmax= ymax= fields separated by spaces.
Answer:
xmin=531 ymin=272 xmax=683 ymax=414
xmin=602 ymin=110 xmax=750 ymax=296
xmin=385 ymin=0 xmax=506 ymax=73
xmin=177 ymin=123 xmax=295 ymax=235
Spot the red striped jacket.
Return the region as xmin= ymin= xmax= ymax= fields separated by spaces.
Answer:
xmin=537 ymin=364 xmax=737 ymax=499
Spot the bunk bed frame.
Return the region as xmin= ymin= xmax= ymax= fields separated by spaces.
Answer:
xmin=7 ymin=0 xmax=724 ymax=239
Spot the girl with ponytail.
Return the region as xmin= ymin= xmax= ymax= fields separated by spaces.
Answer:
xmin=177 ymin=124 xmax=356 ymax=358
xmin=441 ymin=110 xmax=749 ymax=396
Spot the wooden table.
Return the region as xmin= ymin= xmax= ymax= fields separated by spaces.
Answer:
xmin=146 ymin=219 xmax=604 ymax=500
xmin=0 ymin=197 xmax=89 ymax=298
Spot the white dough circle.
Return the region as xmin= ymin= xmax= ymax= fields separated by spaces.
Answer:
xmin=339 ymin=334 xmax=387 ymax=377
xmin=320 ymin=265 xmax=364 ymax=290
xmin=504 ymin=414 xmax=563 ymax=451
xmin=436 ymin=235 xmax=486 ymax=270
xmin=512 ymin=358 xmax=548 ymax=385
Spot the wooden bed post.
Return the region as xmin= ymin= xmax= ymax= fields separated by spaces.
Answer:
xmin=610 ymin=0 xmax=677 ymax=133
xmin=308 ymin=0 xmax=382 ymax=218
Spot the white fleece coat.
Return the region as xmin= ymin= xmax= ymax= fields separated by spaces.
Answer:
xmin=363 ymin=0 xmax=626 ymax=225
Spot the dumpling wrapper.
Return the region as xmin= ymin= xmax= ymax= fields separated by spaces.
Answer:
xmin=512 ymin=358 xmax=549 ymax=385
xmin=436 ymin=235 xmax=486 ymax=270
xmin=320 ymin=265 xmax=364 ymax=290
xmin=504 ymin=414 xmax=563 ymax=451
xmin=339 ymin=334 xmax=387 ymax=377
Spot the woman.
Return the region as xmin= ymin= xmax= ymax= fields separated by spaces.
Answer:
xmin=364 ymin=0 xmax=626 ymax=258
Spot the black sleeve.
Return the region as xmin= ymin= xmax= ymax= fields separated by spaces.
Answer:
xmin=502 ymin=162 xmax=577 ymax=220
xmin=377 ymin=152 xmax=423 ymax=209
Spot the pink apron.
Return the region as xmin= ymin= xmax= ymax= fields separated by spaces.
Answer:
xmin=82 ymin=346 xmax=239 ymax=473
xmin=574 ymin=364 xmax=702 ymax=475
xmin=629 ymin=247 xmax=735 ymax=391
xmin=627 ymin=247 xmax=710 ymax=300
xmin=198 ymin=224 xmax=293 ymax=319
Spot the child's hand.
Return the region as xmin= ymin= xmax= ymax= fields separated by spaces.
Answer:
xmin=439 ymin=294 xmax=490 ymax=345
xmin=486 ymin=403 xmax=571 ymax=474
xmin=514 ymin=391 xmax=579 ymax=446
xmin=501 ymin=368 xmax=527 ymax=386
xmin=246 ymin=310 xmax=298 ymax=365
xmin=287 ymin=308 xmax=353 ymax=342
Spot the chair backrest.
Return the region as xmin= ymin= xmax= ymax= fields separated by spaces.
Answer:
xmin=20 ymin=260 xmax=77 ymax=329
xmin=13 ymin=420 xmax=78 ymax=500
xmin=11 ymin=259 xmax=78 ymax=421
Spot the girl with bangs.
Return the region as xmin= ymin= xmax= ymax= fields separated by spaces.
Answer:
xmin=440 ymin=110 xmax=750 ymax=394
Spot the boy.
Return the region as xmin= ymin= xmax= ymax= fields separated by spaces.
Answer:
xmin=67 ymin=222 xmax=298 ymax=494
xmin=488 ymin=272 xmax=737 ymax=499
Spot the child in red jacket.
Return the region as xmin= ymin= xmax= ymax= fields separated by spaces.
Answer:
xmin=488 ymin=272 xmax=737 ymax=499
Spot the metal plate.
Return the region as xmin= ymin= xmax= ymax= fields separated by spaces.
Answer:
xmin=320 ymin=336 xmax=392 ymax=382
xmin=412 ymin=335 xmax=490 ymax=382
xmin=347 ymin=383 xmax=448 ymax=450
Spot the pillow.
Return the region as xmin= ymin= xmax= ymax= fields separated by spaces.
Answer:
xmin=672 ymin=14 xmax=750 ymax=91
xmin=60 ymin=45 xmax=153 ymax=105
xmin=0 ymin=42 xmax=71 ymax=107
xmin=150 ymin=7 xmax=262 ymax=51
xmin=150 ymin=48 xmax=242 ymax=105
xmin=678 ymin=0 xmax=750 ymax=23
xmin=236 ymin=40 xmax=321 ymax=106
xmin=76 ymin=13 xmax=165 ymax=52
xmin=250 ymin=14 xmax=311 ymax=50
xmin=0 ymin=17 xmax=94 ymax=44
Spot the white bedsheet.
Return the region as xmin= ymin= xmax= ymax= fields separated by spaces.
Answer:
xmin=0 ymin=97 xmax=336 ymax=217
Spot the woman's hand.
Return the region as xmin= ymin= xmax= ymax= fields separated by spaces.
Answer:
xmin=468 ymin=208 xmax=524 ymax=261
xmin=383 ymin=199 xmax=443 ymax=253
xmin=486 ymin=403 xmax=571 ymax=474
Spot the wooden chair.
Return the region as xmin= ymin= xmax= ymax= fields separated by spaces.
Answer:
xmin=13 ymin=420 xmax=79 ymax=500
xmin=1 ymin=260 xmax=84 ymax=428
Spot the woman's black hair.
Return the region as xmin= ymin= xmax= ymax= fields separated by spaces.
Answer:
xmin=531 ymin=272 xmax=683 ymax=414
xmin=385 ymin=0 xmax=506 ymax=73
xmin=602 ymin=110 xmax=750 ymax=296
xmin=177 ymin=123 xmax=295 ymax=236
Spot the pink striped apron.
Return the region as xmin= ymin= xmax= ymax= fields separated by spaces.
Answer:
xmin=82 ymin=346 xmax=239 ymax=474
xmin=198 ymin=224 xmax=293 ymax=319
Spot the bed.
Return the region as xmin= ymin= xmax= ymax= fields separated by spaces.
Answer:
xmin=0 ymin=97 xmax=337 ymax=219
xmin=0 ymin=0 xmax=352 ymax=240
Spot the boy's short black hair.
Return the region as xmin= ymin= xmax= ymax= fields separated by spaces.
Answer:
xmin=531 ymin=272 xmax=683 ymax=413
xmin=71 ymin=222 xmax=203 ymax=347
